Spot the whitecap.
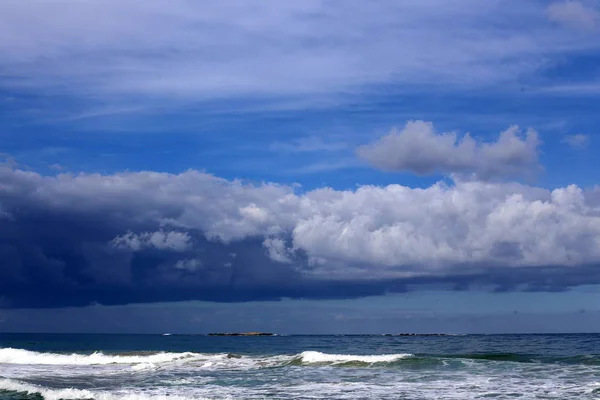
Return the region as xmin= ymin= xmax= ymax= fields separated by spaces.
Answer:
xmin=0 ymin=379 xmax=215 ymax=400
xmin=298 ymin=351 xmax=413 ymax=364
xmin=0 ymin=348 xmax=201 ymax=366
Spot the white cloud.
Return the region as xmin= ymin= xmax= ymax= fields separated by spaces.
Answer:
xmin=3 ymin=162 xmax=600 ymax=281
xmin=174 ymin=258 xmax=203 ymax=272
xmin=263 ymin=237 xmax=293 ymax=263
xmin=48 ymin=164 xmax=65 ymax=171
xmin=269 ymin=137 xmax=348 ymax=153
xmin=547 ymin=1 xmax=599 ymax=31
xmin=0 ymin=203 xmax=11 ymax=220
xmin=356 ymin=121 xmax=541 ymax=180
xmin=112 ymin=230 xmax=191 ymax=252
xmin=291 ymin=182 xmax=600 ymax=277
xmin=0 ymin=0 xmax=597 ymax=107
xmin=562 ymin=134 xmax=590 ymax=148
xmin=286 ymin=160 xmax=360 ymax=175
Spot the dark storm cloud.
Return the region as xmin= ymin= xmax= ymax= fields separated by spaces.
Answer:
xmin=1 ymin=163 xmax=600 ymax=308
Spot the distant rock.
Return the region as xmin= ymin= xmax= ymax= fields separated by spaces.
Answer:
xmin=207 ymin=332 xmax=275 ymax=336
xmin=383 ymin=333 xmax=450 ymax=336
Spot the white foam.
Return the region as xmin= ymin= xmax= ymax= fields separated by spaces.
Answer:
xmin=0 ymin=379 xmax=216 ymax=400
xmin=0 ymin=348 xmax=414 ymax=369
xmin=298 ymin=351 xmax=412 ymax=364
xmin=2 ymin=360 xmax=600 ymax=400
xmin=130 ymin=362 xmax=157 ymax=371
xmin=0 ymin=348 xmax=199 ymax=365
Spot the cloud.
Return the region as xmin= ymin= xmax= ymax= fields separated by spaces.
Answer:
xmin=263 ymin=237 xmax=294 ymax=263
xmin=562 ymin=134 xmax=590 ymax=148
xmin=2 ymin=161 xmax=600 ymax=308
xmin=286 ymin=160 xmax=360 ymax=174
xmin=174 ymin=258 xmax=203 ymax=272
xmin=356 ymin=121 xmax=541 ymax=180
xmin=547 ymin=1 xmax=599 ymax=31
xmin=269 ymin=137 xmax=348 ymax=153
xmin=0 ymin=203 xmax=11 ymax=220
xmin=112 ymin=230 xmax=191 ymax=252
xmin=0 ymin=0 xmax=598 ymax=111
xmin=291 ymin=182 xmax=600 ymax=277
xmin=48 ymin=164 xmax=65 ymax=171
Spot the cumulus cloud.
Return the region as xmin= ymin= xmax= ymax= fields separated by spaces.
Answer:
xmin=294 ymin=182 xmax=600 ymax=275
xmin=547 ymin=1 xmax=599 ymax=31
xmin=356 ymin=121 xmax=541 ymax=180
xmin=2 ymin=162 xmax=600 ymax=307
xmin=112 ymin=230 xmax=191 ymax=252
xmin=562 ymin=134 xmax=590 ymax=148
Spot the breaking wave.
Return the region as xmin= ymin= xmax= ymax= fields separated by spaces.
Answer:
xmin=0 ymin=348 xmax=202 ymax=366
xmin=2 ymin=347 xmax=598 ymax=371
xmin=2 ymin=348 xmax=600 ymax=400
xmin=0 ymin=348 xmax=413 ymax=368
xmin=0 ymin=379 xmax=206 ymax=400
xmin=294 ymin=351 xmax=413 ymax=365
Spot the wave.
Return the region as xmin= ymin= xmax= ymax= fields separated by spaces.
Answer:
xmin=0 ymin=348 xmax=412 ymax=368
xmin=292 ymin=351 xmax=600 ymax=366
xmin=0 ymin=348 xmax=205 ymax=366
xmin=0 ymin=379 xmax=205 ymax=400
xmin=436 ymin=353 xmax=600 ymax=365
xmin=294 ymin=351 xmax=413 ymax=365
xmin=2 ymin=347 xmax=599 ymax=371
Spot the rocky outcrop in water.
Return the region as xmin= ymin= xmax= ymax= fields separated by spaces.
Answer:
xmin=207 ymin=332 xmax=275 ymax=336
xmin=382 ymin=333 xmax=450 ymax=336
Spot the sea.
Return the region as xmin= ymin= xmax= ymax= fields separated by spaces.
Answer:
xmin=1 ymin=333 xmax=600 ymax=399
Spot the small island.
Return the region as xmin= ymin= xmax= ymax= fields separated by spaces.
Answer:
xmin=207 ymin=332 xmax=275 ymax=336
xmin=382 ymin=333 xmax=450 ymax=336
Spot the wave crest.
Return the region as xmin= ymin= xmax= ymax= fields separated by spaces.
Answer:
xmin=0 ymin=348 xmax=200 ymax=365
xmin=296 ymin=351 xmax=413 ymax=365
xmin=0 ymin=348 xmax=418 ymax=368
xmin=0 ymin=379 xmax=205 ymax=400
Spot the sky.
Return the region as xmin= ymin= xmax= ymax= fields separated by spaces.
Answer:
xmin=1 ymin=0 xmax=600 ymax=334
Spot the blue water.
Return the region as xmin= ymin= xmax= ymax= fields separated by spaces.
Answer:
xmin=1 ymin=333 xmax=600 ymax=399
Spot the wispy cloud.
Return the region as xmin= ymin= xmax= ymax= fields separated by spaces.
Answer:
xmin=48 ymin=163 xmax=65 ymax=171
xmin=547 ymin=1 xmax=599 ymax=31
xmin=269 ymin=137 xmax=348 ymax=153
xmin=562 ymin=134 xmax=591 ymax=148
xmin=1 ymin=0 xmax=600 ymax=112
xmin=285 ymin=160 xmax=361 ymax=174
xmin=112 ymin=230 xmax=192 ymax=252
xmin=539 ymin=83 xmax=600 ymax=95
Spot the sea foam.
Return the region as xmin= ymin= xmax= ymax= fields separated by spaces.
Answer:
xmin=0 ymin=347 xmax=415 ymax=368
xmin=298 ymin=351 xmax=413 ymax=364
xmin=0 ymin=379 xmax=213 ymax=400
xmin=0 ymin=347 xmax=200 ymax=365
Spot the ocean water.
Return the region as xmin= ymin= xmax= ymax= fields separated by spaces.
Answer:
xmin=1 ymin=333 xmax=600 ymax=399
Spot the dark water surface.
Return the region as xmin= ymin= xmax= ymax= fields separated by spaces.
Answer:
xmin=1 ymin=333 xmax=599 ymax=399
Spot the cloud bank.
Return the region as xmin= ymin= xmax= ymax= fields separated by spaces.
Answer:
xmin=357 ymin=121 xmax=541 ymax=180
xmin=1 ymin=159 xmax=600 ymax=308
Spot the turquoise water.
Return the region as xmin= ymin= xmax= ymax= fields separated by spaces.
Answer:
xmin=1 ymin=333 xmax=600 ymax=399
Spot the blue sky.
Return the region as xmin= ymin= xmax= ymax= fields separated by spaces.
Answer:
xmin=1 ymin=0 xmax=600 ymax=333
